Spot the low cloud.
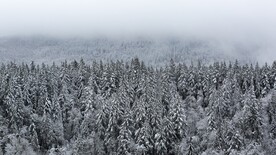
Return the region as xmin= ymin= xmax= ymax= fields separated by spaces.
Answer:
xmin=0 ymin=0 xmax=275 ymax=63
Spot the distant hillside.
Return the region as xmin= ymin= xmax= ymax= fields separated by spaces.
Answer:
xmin=0 ymin=36 xmax=258 ymax=66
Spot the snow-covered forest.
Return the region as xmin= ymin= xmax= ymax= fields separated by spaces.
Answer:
xmin=0 ymin=37 xmax=259 ymax=66
xmin=0 ymin=58 xmax=276 ymax=154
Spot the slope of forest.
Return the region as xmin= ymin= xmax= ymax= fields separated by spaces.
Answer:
xmin=0 ymin=36 xmax=258 ymax=66
xmin=0 ymin=58 xmax=276 ymax=154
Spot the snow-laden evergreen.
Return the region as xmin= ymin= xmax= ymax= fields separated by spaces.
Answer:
xmin=0 ymin=58 xmax=276 ymax=154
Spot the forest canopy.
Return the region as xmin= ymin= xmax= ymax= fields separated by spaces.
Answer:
xmin=0 ymin=58 xmax=276 ymax=154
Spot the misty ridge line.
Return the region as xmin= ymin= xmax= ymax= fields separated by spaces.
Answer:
xmin=0 ymin=35 xmax=271 ymax=66
xmin=0 ymin=0 xmax=275 ymax=65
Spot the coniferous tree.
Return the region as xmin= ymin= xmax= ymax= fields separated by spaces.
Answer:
xmin=239 ymin=84 xmax=263 ymax=143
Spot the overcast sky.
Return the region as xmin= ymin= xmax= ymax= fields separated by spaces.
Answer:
xmin=0 ymin=0 xmax=275 ymax=38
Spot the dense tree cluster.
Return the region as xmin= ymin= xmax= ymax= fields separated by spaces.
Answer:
xmin=0 ymin=58 xmax=276 ymax=154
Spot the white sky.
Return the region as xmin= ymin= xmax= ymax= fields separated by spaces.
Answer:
xmin=0 ymin=0 xmax=275 ymax=39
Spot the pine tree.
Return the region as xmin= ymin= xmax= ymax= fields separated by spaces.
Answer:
xmin=224 ymin=121 xmax=244 ymax=153
xmin=260 ymin=63 xmax=271 ymax=97
xmin=186 ymin=138 xmax=196 ymax=155
xmin=239 ymin=84 xmax=263 ymax=143
xmin=4 ymin=75 xmax=30 ymax=132
xmin=27 ymin=123 xmax=40 ymax=151
xmin=267 ymin=90 xmax=276 ymax=138
xmin=117 ymin=117 xmax=134 ymax=155
xmin=165 ymin=89 xmax=187 ymax=154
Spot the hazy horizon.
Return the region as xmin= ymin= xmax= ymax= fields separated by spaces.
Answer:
xmin=0 ymin=0 xmax=276 ymax=63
